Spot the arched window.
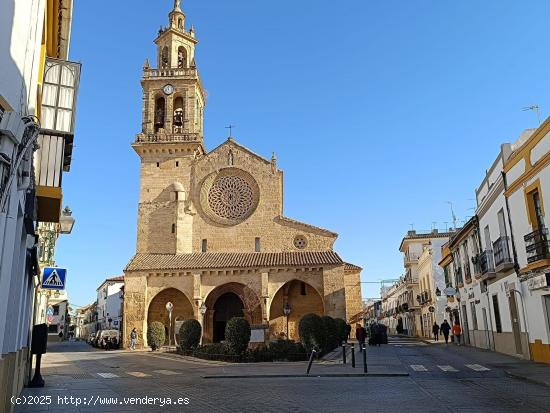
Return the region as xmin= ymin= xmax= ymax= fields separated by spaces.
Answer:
xmin=177 ymin=46 xmax=187 ymax=68
xmin=178 ymin=18 xmax=183 ymax=29
xmin=161 ymin=46 xmax=169 ymax=68
xmin=154 ymin=96 xmax=166 ymax=132
xmin=173 ymin=96 xmax=184 ymax=133
xmin=228 ymin=150 xmax=234 ymax=166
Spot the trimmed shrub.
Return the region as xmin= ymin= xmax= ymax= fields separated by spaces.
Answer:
xmin=225 ymin=317 xmax=251 ymax=355
xmin=147 ymin=321 xmax=165 ymax=351
xmin=268 ymin=340 xmax=308 ymax=361
xmin=179 ymin=319 xmax=202 ymax=351
xmin=321 ymin=316 xmax=338 ymax=352
xmin=333 ymin=318 xmax=348 ymax=345
xmin=298 ymin=313 xmax=324 ymax=352
xmin=248 ymin=345 xmax=274 ymax=362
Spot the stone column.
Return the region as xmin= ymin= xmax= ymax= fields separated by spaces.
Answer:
xmin=260 ymin=271 xmax=269 ymax=323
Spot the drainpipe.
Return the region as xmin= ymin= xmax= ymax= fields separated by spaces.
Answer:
xmin=501 ymin=171 xmax=520 ymax=273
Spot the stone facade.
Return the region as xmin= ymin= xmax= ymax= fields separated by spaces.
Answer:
xmin=123 ymin=2 xmax=362 ymax=348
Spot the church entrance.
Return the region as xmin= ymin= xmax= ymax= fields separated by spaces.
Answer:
xmin=213 ymin=293 xmax=244 ymax=342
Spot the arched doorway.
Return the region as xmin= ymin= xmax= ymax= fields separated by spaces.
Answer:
xmin=203 ymin=283 xmax=262 ymax=343
xmin=147 ymin=288 xmax=194 ymax=344
xmin=213 ymin=292 xmax=243 ymax=342
xmin=269 ymin=280 xmax=324 ymax=341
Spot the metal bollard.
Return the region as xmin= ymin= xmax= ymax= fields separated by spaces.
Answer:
xmin=306 ymin=348 xmax=317 ymax=375
xmin=362 ymin=345 xmax=368 ymax=373
xmin=351 ymin=343 xmax=355 ymax=368
xmin=342 ymin=343 xmax=347 ymax=364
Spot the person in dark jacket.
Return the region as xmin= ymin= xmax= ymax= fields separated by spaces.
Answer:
xmin=440 ymin=320 xmax=451 ymax=344
xmin=432 ymin=322 xmax=440 ymax=341
xmin=356 ymin=324 xmax=366 ymax=351
xmin=345 ymin=323 xmax=352 ymax=342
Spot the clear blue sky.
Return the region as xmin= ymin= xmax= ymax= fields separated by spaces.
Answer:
xmin=58 ymin=0 xmax=550 ymax=308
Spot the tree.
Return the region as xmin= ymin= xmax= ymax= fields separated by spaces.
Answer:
xmin=239 ymin=285 xmax=261 ymax=324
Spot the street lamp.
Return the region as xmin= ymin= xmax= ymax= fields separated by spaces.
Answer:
xmin=166 ymin=302 xmax=174 ymax=347
xmin=199 ymin=303 xmax=207 ymax=345
xmin=283 ymin=302 xmax=291 ymax=340
xmin=59 ymin=206 xmax=75 ymax=234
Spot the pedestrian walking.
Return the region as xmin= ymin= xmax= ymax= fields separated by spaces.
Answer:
xmin=374 ymin=323 xmax=383 ymax=347
xmin=440 ymin=319 xmax=451 ymax=344
xmin=356 ymin=324 xmax=366 ymax=351
xmin=452 ymin=320 xmax=462 ymax=345
xmin=130 ymin=328 xmax=137 ymax=350
xmin=345 ymin=323 xmax=352 ymax=343
xmin=432 ymin=322 xmax=440 ymax=341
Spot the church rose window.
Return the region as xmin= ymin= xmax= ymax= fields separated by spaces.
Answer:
xmin=200 ymin=168 xmax=259 ymax=226
xmin=208 ymin=176 xmax=253 ymax=220
xmin=294 ymin=235 xmax=307 ymax=249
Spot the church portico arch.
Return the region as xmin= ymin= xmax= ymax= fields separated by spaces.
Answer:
xmin=203 ymin=282 xmax=262 ymax=343
xmin=269 ymin=279 xmax=324 ymax=341
xmin=147 ymin=288 xmax=195 ymax=344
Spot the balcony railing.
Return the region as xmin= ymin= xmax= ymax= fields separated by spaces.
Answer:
xmin=143 ymin=67 xmax=197 ymax=79
xmin=404 ymin=253 xmax=420 ymax=266
xmin=479 ymin=249 xmax=496 ymax=277
xmin=493 ymin=236 xmax=514 ymax=270
xmin=135 ymin=132 xmax=200 ymax=144
xmin=454 ymin=267 xmax=463 ymax=285
xmin=524 ymin=227 xmax=550 ymax=264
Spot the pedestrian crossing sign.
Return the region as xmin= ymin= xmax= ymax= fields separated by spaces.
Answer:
xmin=42 ymin=267 xmax=67 ymax=290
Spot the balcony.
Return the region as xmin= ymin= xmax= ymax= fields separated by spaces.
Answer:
xmin=36 ymin=57 xmax=81 ymax=223
xmin=404 ymin=253 xmax=420 ymax=266
xmin=524 ymin=227 xmax=550 ymax=265
xmin=493 ymin=236 xmax=515 ymax=272
xmin=134 ymin=132 xmax=201 ymax=144
xmin=454 ymin=267 xmax=464 ymax=287
xmin=479 ymin=249 xmax=496 ymax=280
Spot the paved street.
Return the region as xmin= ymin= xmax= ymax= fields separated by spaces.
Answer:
xmin=12 ymin=339 xmax=550 ymax=412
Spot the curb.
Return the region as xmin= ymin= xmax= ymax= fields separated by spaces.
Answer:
xmin=505 ymin=371 xmax=550 ymax=388
xmin=203 ymin=372 xmax=409 ymax=379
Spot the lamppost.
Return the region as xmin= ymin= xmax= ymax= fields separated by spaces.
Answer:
xmin=59 ymin=206 xmax=75 ymax=234
xmin=199 ymin=303 xmax=207 ymax=345
xmin=166 ymin=302 xmax=173 ymax=347
xmin=283 ymin=302 xmax=291 ymax=340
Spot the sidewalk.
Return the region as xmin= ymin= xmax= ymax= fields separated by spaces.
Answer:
xmin=393 ymin=334 xmax=550 ymax=387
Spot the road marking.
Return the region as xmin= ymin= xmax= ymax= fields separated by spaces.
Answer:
xmin=127 ymin=371 xmax=151 ymax=377
xmin=153 ymin=369 xmax=180 ymax=375
xmin=465 ymin=364 xmax=490 ymax=371
xmin=437 ymin=365 xmax=458 ymax=372
xmin=97 ymin=373 xmax=119 ymax=378
xmin=410 ymin=365 xmax=428 ymax=371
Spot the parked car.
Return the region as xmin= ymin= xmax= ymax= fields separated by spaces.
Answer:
xmin=99 ymin=330 xmax=120 ymax=349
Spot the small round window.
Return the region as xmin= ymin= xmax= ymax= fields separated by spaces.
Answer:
xmin=294 ymin=235 xmax=307 ymax=249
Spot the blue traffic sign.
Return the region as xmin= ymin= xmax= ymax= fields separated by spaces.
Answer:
xmin=42 ymin=267 xmax=67 ymax=290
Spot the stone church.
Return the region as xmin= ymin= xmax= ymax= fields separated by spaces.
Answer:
xmin=123 ymin=1 xmax=363 ymax=347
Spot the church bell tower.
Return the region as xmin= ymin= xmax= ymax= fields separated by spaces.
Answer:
xmin=134 ymin=0 xmax=206 ymax=151
xmin=132 ymin=0 xmax=206 ymax=255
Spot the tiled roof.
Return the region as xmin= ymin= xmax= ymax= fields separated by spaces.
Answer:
xmin=125 ymin=251 xmax=344 ymax=272
xmin=344 ymin=262 xmax=362 ymax=272
xmin=106 ymin=275 xmax=124 ymax=282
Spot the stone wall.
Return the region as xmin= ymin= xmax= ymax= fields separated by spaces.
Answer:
xmin=344 ymin=269 xmax=363 ymax=321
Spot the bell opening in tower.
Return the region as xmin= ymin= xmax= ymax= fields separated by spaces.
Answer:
xmin=154 ymin=97 xmax=166 ymax=132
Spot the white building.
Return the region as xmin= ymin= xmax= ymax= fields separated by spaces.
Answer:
xmin=0 ymin=1 xmax=79 ymax=408
xmin=417 ymin=240 xmax=448 ymax=338
xmin=96 ymin=276 xmax=124 ymax=331
xmin=505 ymin=118 xmax=550 ymax=364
